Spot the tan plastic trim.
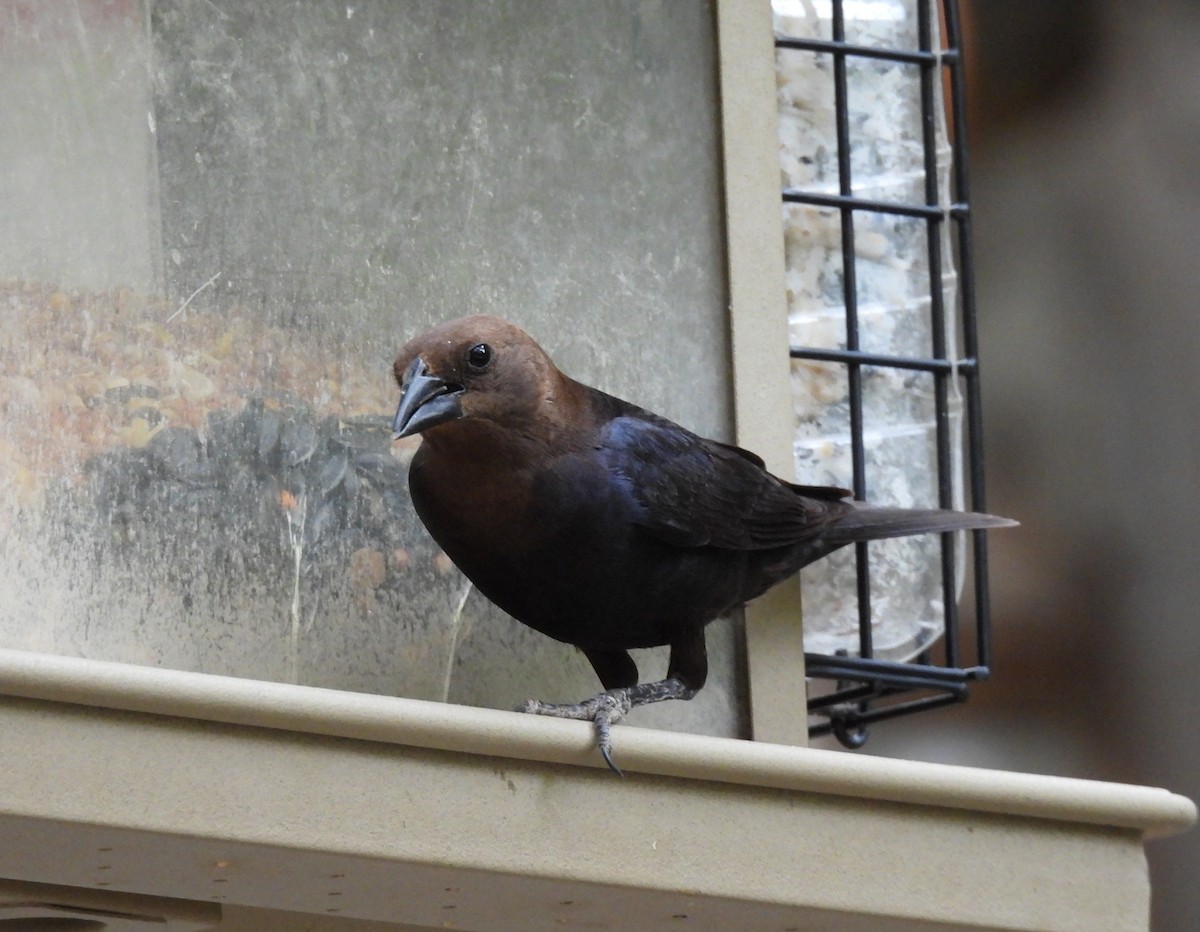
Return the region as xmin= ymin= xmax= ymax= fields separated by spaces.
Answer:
xmin=718 ymin=0 xmax=811 ymax=748
xmin=1 ymin=648 xmax=1192 ymax=839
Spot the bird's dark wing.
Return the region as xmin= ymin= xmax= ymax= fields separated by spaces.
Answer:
xmin=598 ymin=414 xmax=852 ymax=551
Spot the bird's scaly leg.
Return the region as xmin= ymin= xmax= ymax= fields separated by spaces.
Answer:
xmin=517 ymin=676 xmax=697 ymax=775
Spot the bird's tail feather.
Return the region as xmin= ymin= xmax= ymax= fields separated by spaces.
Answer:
xmin=824 ymin=504 xmax=1017 ymax=545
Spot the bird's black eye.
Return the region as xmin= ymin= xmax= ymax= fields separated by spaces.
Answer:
xmin=466 ymin=342 xmax=492 ymax=371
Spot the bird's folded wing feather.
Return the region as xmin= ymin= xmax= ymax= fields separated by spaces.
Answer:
xmin=599 ymin=414 xmax=852 ymax=551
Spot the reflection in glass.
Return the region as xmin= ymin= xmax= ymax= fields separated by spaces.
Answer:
xmin=0 ymin=1 xmax=740 ymax=737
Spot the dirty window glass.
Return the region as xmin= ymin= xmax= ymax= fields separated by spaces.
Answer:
xmin=0 ymin=1 xmax=740 ymax=738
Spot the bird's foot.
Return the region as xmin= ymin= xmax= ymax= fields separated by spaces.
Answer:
xmin=517 ymin=677 xmax=697 ymax=775
xmin=517 ymin=690 xmax=632 ymax=773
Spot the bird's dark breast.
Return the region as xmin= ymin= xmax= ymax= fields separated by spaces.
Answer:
xmin=509 ymin=517 xmax=750 ymax=651
xmin=408 ymin=446 xmax=759 ymax=652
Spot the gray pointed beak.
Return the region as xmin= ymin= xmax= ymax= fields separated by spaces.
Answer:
xmin=392 ymin=357 xmax=464 ymax=440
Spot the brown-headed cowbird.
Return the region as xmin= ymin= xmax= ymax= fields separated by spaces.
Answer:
xmin=392 ymin=316 xmax=1014 ymax=770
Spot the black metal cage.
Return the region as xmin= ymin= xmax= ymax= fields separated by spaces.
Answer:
xmin=775 ymin=1 xmax=995 ymax=747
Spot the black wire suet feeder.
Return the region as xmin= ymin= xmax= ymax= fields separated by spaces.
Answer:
xmin=772 ymin=0 xmax=995 ymax=746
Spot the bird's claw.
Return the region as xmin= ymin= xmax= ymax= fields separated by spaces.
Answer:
xmin=598 ymin=742 xmax=622 ymax=777
xmin=517 ymin=689 xmax=634 ymax=775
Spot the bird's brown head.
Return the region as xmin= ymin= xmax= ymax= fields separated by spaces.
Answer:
xmin=391 ymin=315 xmax=564 ymax=442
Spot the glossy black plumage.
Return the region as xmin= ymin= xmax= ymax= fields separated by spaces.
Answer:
xmin=392 ymin=315 xmax=1014 ymax=768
